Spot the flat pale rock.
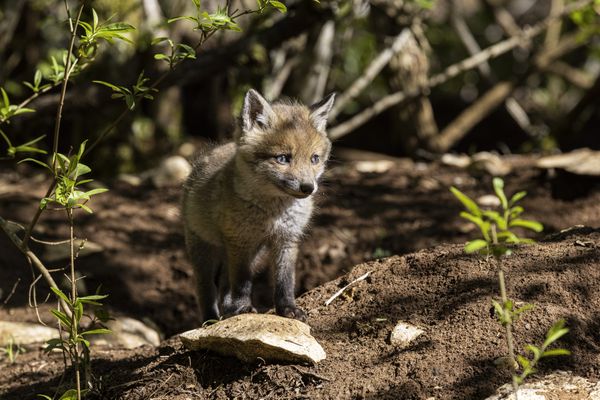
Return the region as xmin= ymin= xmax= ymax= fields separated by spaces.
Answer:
xmin=390 ymin=321 xmax=424 ymax=348
xmin=180 ymin=314 xmax=326 ymax=364
xmin=0 ymin=321 xmax=57 ymax=346
xmin=537 ymin=148 xmax=600 ymax=176
xmin=485 ymin=371 xmax=600 ymax=400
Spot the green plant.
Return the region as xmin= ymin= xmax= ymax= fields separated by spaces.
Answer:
xmin=451 ymin=177 xmax=569 ymax=397
xmin=0 ymin=337 xmax=26 ymax=364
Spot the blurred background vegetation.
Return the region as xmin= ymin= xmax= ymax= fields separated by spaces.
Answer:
xmin=0 ymin=0 xmax=598 ymax=177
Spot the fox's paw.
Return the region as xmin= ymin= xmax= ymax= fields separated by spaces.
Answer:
xmin=277 ymin=306 xmax=307 ymax=322
xmin=223 ymin=304 xmax=257 ymax=318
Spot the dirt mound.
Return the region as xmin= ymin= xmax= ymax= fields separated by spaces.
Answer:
xmin=2 ymin=228 xmax=600 ymax=399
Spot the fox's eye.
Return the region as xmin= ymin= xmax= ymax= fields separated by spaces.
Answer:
xmin=311 ymin=154 xmax=320 ymax=165
xmin=275 ymin=154 xmax=291 ymax=164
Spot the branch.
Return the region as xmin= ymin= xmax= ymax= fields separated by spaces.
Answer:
xmin=429 ymin=81 xmax=515 ymax=153
xmin=0 ymin=216 xmax=71 ymax=317
xmin=301 ymin=20 xmax=335 ymax=104
xmin=328 ymin=0 xmax=594 ymax=140
xmin=329 ymin=28 xmax=413 ymax=120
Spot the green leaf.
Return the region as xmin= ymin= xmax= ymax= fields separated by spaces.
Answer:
xmin=58 ymin=389 xmax=79 ymax=400
xmin=75 ymin=162 xmax=91 ymax=176
xmin=85 ymin=188 xmax=108 ymax=197
xmin=37 ymin=395 xmax=53 ymax=400
xmin=51 ymin=309 xmax=72 ymax=328
xmin=93 ymin=80 xmax=125 ymax=92
xmin=450 ymin=187 xmax=481 ymax=216
xmin=50 ymin=286 xmax=70 ymax=304
xmin=525 ymin=344 xmax=542 ymax=360
xmin=34 ymin=70 xmax=43 ymax=87
xmin=74 ymin=301 xmax=83 ymax=323
xmin=92 ymin=8 xmax=99 ymax=31
xmin=516 ymin=354 xmax=530 ymax=370
xmin=492 ymin=177 xmax=508 ymax=210
xmin=81 ymin=328 xmax=111 ymax=336
xmin=269 ymin=0 xmax=287 ymax=13
xmin=465 ymin=239 xmax=488 ymax=253
xmin=509 ymin=219 xmax=543 ymax=233
xmin=78 ymin=203 xmax=94 ymax=213
xmin=78 ymin=294 xmax=109 ymax=301
xmin=509 ymin=191 xmax=527 ymax=206
xmin=1 ymin=88 xmax=9 ymax=108
xmin=459 ymin=211 xmax=491 ymax=241
xmin=167 ymin=16 xmax=199 ymax=24
xmin=543 ymin=320 xmax=569 ymax=348
xmin=541 ymin=348 xmax=571 ymax=357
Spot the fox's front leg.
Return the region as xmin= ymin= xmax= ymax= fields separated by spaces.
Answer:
xmin=221 ymin=244 xmax=257 ymax=317
xmin=272 ymin=243 xmax=306 ymax=321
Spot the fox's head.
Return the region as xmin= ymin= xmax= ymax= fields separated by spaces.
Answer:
xmin=236 ymin=89 xmax=335 ymax=199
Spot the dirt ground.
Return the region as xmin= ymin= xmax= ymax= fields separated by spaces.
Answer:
xmin=1 ymin=150 xmax=599 ymax=399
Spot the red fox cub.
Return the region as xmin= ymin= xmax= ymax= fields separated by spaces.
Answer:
xmin=182 ymin=89 xmax=335 ymax=322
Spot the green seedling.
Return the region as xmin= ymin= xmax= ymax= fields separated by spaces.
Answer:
xmin=451 ymin=177 xmax=569 ymax=398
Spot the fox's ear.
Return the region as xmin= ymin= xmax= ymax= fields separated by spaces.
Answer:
xmin=309 ymin=93 xmax=336 ymax=132
xmin=242 ymin=89 xmax=274 ymax=133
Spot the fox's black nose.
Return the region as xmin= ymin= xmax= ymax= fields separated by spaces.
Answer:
xmin=299 ymin=183 xmax=314 ymax=195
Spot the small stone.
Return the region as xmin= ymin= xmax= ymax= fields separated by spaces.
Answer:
xmin=180 ymin=314 xmax=326 ymax=364
xmin=0 ymin=321 xmax=57 ymax=346
xmin=152 ymin=156 xmax=192 ymax=188
xmin=441 ymin=153 xmax=471 ymax=168
xmin=117 ymin=173 xmax=142 ymax=187
xmin=478 ymin=194 xmax=501 ymax=208
xmin=470 ymin=152 xmax=512 ymax=176
xmin=354 ymin=160 xmax=394 ymax=173
xmin=390 ymin=321 xmax=424 ymax=348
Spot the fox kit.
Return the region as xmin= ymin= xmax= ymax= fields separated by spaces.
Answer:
xmin=182 ymin=89 xmax=335 ymax=322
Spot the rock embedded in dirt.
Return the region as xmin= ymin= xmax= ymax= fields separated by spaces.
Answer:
xmin=470 ymin=152 xmax=512 ymax=176
xmin=536 ymin=148 xmax=600 ymax=176
xmin=179 ymin=314 xmax=326 ymax=364
xmin=90 ymin=316 xmax=161 ymax=349
xmin=389 ymin=321 xmax=424 ymax=348
xmin=0 ymin=321 xmax=57 ymax=346
xmin=485 ymin=371 xmax=600 ymax=400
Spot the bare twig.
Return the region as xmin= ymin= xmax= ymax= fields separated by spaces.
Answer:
xmin=2 ymin=278 xmax=20 ymax=305
xmin=329 ymin=29 xmax=413 ymax=120
xmin=325 ymin=271 xmax=371 ymax=306
xmin=485 ymin=0 xmax=522 ymax=38
xmin=301 ymin=20 xmax=335 ymax=104
xmin=430 ymin=81 xmax=515 ymax=152
xmin=0 ymin=215 xmax=71 ymax=317
xmin=544 ymin=62 xmax=594 ymax=89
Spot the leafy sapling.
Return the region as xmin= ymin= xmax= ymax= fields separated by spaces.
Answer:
xmin=451 ymin=177 xmax=569 ymax=396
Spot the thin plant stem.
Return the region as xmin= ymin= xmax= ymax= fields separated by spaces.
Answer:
xmin=68 ymin=208 xmax=81 ymax=400
xmin=498 ymin=267 xmax=519 ymax=398
xmin=52 ymin=3 xmax=84 ymax=171
xmin=492 ymin=224 xmax=519 ymax=398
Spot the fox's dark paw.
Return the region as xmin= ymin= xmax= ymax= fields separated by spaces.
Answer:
xmin=277 ymin=306 xmax=307 ymax=322
xmin=223 ymin=305 xmax=257 ymax=318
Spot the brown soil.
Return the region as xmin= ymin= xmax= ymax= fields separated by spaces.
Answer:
xmin=1 ymin=152 xmax=599 ymax=399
